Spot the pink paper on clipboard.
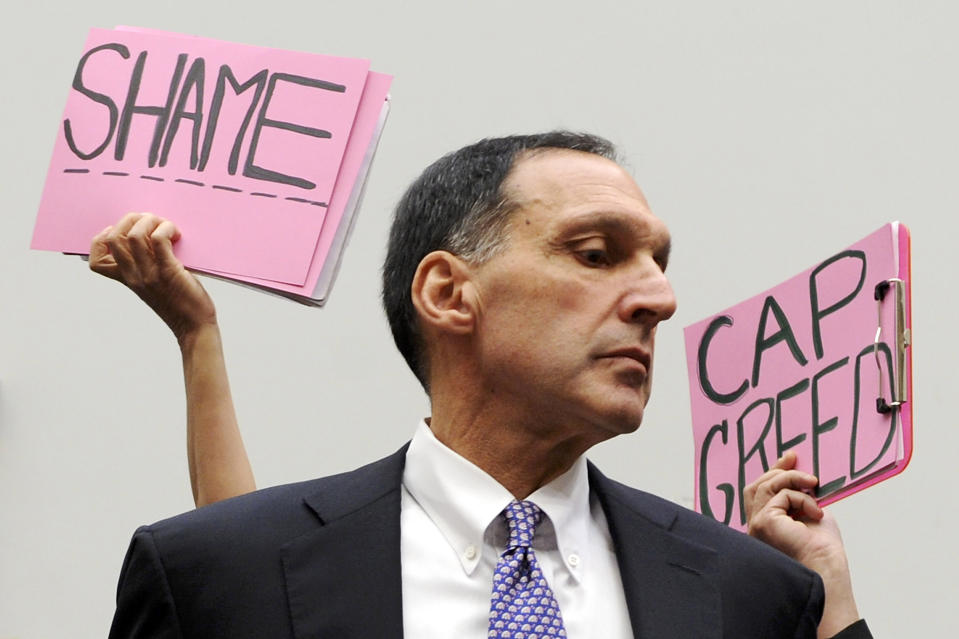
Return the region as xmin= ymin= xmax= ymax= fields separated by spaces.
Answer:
xmin=684 ymin=223 xmax=914 ymax=532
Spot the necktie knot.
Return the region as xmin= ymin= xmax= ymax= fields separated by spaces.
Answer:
xmin=503 ymin=499 xmax=542 ymax=550
xmin=488 ymin=500 xmax=566 ymax=638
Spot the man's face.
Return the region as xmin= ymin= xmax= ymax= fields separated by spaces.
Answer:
xmin=468 ymin=149 xmax=676 ymax=445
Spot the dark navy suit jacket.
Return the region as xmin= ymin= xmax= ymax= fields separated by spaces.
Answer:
xmin=109 ymin=446 xmax=826 ymax=638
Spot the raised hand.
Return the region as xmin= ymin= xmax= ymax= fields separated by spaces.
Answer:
xmin=745 ymin=452 xmax=862 ymax=638
xmin=89 ymin=212 xmax=216 ymax=343
xmin=89 ymin=213 xmax=254 ymax=507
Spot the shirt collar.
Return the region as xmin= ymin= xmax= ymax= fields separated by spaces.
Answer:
xmin=402 ymin=420 xmax=591 ymax=582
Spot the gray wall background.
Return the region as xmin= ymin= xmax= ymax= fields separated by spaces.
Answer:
xmin=2 ymin=1 xmax=954 ymax=636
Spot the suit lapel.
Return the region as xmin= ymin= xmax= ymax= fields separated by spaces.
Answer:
xmin=590 ymin=464 xmax=723 ymax=639
xmin=277 ymin=448 xmax=724 ymax=638
xmin=282 ymin=448 xmax=407 ymax=639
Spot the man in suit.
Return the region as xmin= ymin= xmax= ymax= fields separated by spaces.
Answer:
xmin=98 ymin=132 xmax=870 ymax=638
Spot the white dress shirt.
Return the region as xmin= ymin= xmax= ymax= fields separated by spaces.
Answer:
xmin=401 ymin=421 xmax=633 ymax=638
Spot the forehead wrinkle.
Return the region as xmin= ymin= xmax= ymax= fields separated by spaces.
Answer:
xmin=504 ymin=178 xmax=649 ymax=229
xmin=510 ymin=172 xmax=643 ymax=212
xmin=504 ymin=148 xmax=636 ymax=206
xmin=559 ymin=211 xmax=644 ymax=239
xmin=501 ymin=149 xmax=666 ymax=246
xmin=550 ymin=211 xmax=673 ymax=274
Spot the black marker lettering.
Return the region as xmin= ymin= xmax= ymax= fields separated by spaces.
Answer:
xmin=63 ymin=43 xmax=130 ymax=160
xmin=775 ymin=377 xmax=810 ymax=459
xmin=809 ymin=250 xmax=867 ymax=360
xmin=199 ymin=66 xmax=268 ymax=173
xmin=160 ymin=57 xmax=205 ymax=169
xmin=811 ymin=356 xmax=850 ymax=496
xmin=752 ymin=295 xmax=808 ymax=388
xmin=244 ymin=72 xmax=345 ymax=189
xmin=737 ymin=397 xmax=774 ymax=525
xmin=850 ymin=343 xmax=899 ymax=479
xmin=697 ymin=315 xmax=748 ymax=405
xmin=116 ymin=52 xmax=186 ymax=166
xmin=699 ymin=420 xmax=735 ymax=525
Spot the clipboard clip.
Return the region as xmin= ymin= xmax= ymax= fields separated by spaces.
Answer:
xmin=874 ymin=278 xmax=910 ymax=414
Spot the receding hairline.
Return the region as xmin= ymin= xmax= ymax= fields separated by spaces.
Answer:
xmin=496 ymin=146 xmax=640 ymax=220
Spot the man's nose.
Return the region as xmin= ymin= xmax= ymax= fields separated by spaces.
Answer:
xmin=619 ymin=264 xmax=677 ymax=325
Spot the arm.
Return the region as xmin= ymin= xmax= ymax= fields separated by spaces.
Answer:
xmin=90 ymin=213 xmax=255 ymax=507
xmin=744 ymin=453 xmax=869 ymax=639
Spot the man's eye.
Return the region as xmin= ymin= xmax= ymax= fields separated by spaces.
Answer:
xmin=579 ymin=249 xmax=610 ymax=266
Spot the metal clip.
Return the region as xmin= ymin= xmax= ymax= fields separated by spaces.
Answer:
xmin=874 ymin=278 xmax=910 ymax=414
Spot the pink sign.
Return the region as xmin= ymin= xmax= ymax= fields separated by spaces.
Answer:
xmin=32 ymin=28 xmax=371 ymax=284
xmin=684 ymin=223 xmax=913 ymax=531
xmin=204 ymin=71 xmax=392 ymax=300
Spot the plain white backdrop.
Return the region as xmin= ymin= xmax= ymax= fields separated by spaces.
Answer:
xmin=2 ymin=1 xmax=955 ymax=636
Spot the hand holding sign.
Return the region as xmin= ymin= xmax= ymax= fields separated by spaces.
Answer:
xmin=745 ymin=452 xmax=825 ymax=560
xmin=91 ymin=213 xmax=254 ymax=506
xmin=745 ymin=453 xmax=862 ymax=639
xmin=33 ymin=27 xmax=392 ymax=304
xmin=90 ymin=213 xmax=215 ymax=342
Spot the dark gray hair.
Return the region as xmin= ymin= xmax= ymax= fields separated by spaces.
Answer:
xmin=382 ymin=131 xmax=618 ymax=390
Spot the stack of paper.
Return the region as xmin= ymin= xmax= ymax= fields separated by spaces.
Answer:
xmin=32 ymin=27 xmax=392 ymax=305
xmin=684 ymin=223 xmax=914 ymax=531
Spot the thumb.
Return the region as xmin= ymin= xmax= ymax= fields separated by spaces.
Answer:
xmin=89 ymin=226 xmax=119 ymax=279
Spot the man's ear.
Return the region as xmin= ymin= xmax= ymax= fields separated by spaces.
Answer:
xmin=411 ymin=251 xmax=477 ymax=336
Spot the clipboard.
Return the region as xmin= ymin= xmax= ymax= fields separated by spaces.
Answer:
xmin=683 ymin=222 xmax=914 ymax=531
xmin=819 ymin=222 xmax=914 ymax=507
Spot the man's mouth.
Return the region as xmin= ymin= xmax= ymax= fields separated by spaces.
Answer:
xmin=599 ymin=347 xmax=651 ymax=374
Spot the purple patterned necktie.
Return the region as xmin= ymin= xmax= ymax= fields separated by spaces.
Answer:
xmin=487 ymin=500 xmax=567 ymax=638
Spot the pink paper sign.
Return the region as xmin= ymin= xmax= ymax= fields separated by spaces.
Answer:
xmin=684 ymin=224 xmax=905 ymax=531
xmin=32 ymin=28 xmax=371 ymax=284
xmin=206 ymin=71 xmax=392 ymax=297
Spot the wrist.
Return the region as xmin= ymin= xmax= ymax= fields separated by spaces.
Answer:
xmin=815 ymin=558 xmax=860 ymax=639
xmin=176 ymin=320 xmax=222 ymax=354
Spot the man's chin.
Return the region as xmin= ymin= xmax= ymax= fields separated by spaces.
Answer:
xmin=562 ymin=381 xmax=649 ymax=439
xmin=617 ymin=390 xmax=653 ymax=431
xmin=594 ymin=400 xmax=646 ymax=437
xmin=610 ymin=414 xmax=644 ymax=435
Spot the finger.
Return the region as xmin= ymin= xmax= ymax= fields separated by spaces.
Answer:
xmin=771 ymin=451 xmax=798 ymax=471
xmin=746 ymin=453 xmax=798 ymax=492
xmin=104 ymin=213 xmax=145 ymax=276
xmin=127 ymin=214 xmax=165 ymax=277
xmin=744 ymin=453 xmax=808 ymax=501
xmin=766 ymin=488 xmax=824 ymax=523
xmin=150 ymin=220 xmax=183 ymax=269
xmin=749 ymin=488 xmax=824 ymax=541
xmin=743 ymin=467 xmax=781 ymax=507
xmin=756 ymin=469 xmax=818 ymax=496
xmin=745 ymin=467 xmax=818 ymax=521
xmin=89 ymin=225 xmax=119 ymax=279
xmin=744 ymin=471 xmax=778 ymax=521
xmin=112 ymin=212 xmax=144 ymax=236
